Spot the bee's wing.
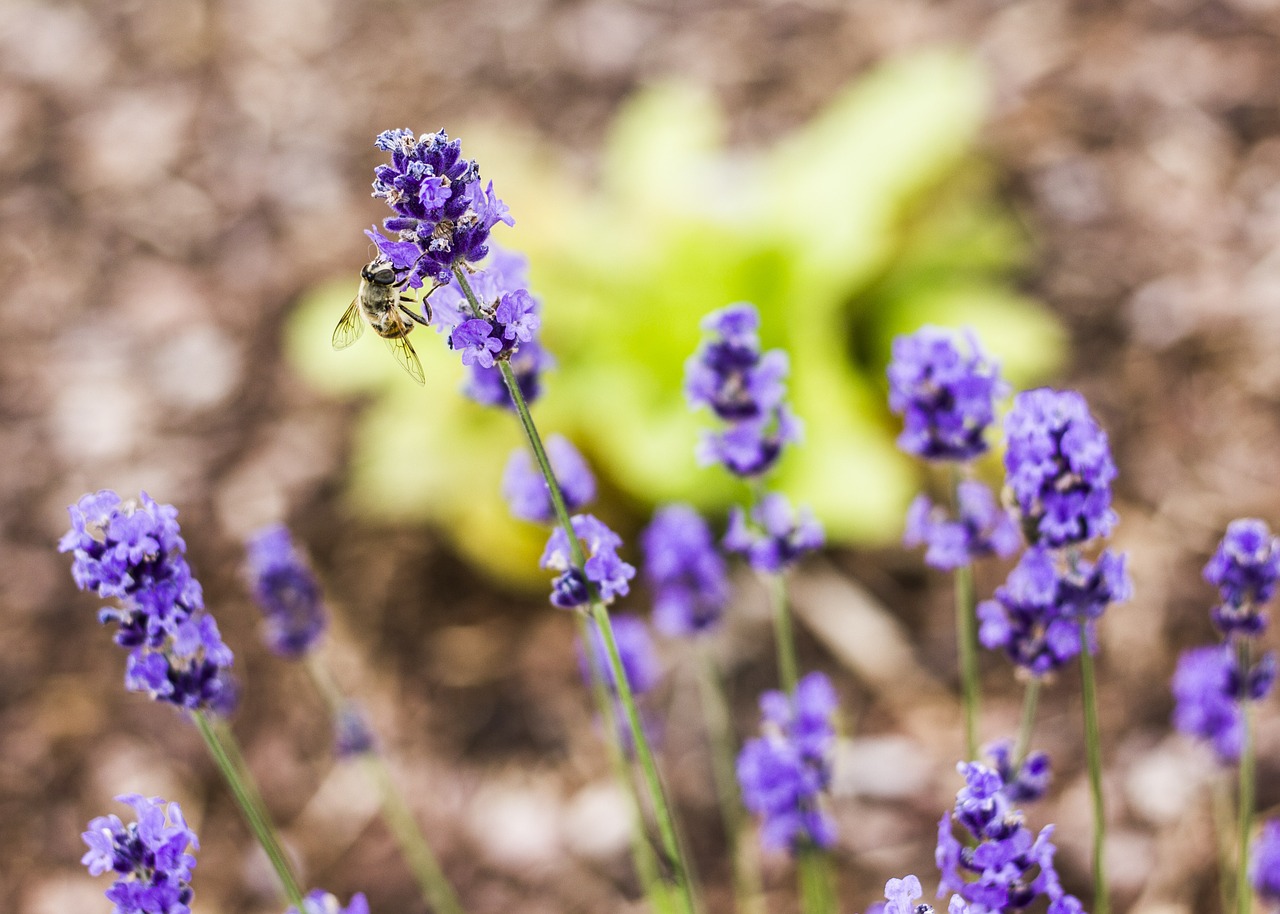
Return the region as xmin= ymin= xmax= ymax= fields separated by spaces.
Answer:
xmin=331 ymin=298 xmax=365 ymax=350
xmin=383 ymin=334 xmax=426 ymax=386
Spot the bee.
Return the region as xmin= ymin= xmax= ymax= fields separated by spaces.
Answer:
xmin=331 ymin=257 xmax=433 ymax=385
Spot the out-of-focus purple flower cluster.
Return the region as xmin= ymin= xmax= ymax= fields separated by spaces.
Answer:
xmin=641 ymin=504 xmax=730 ymax=636
xmin=245 ymin=525 xmax=327 ymax=659
xmin=887 ymin=326 xmax=1006 ymax=462
xmin=59 ymin=491 xmax=235 ymax=713
xmin=977 ymin=547 xmax=1131 ymax=678
xmin=935 ymin=762 xmax=1085 ymax=914
xmin=1253 ymin=819 xmax=1280 ymax=909
xmin=81 ymin=794 xmax=199 ymax=914
xmin=904 ymin=482 xmax=1021 ymax=571
xmin=686 ymin=303 xmax=801 ymax=478
xmin=503 ymin=436 xmax=596 ymax=525
xmin=866 ymin=874 xmax=971 ymax=914
xmin=724 ymin=493 xmax=824 ymax=575
xmin=736 ymin=672 xmax=838 ymax=854
xmin=540 ymin=514 xmax=636 ymax=609
xmin=578 ymin=615 xmax=662 ymax=748
xmin=1003 ymin=388 xmax=1117 ymax=550
xmin=985 ymin=740 xmax=1052 ymax=805
xmin=333 ymin=702 xmax=377 ymax=759
xmin=1204 ymin=518 xmax=1280 ymax=636
xmin=367 ymin=128 xmax=513 ymax=287
xmin=289 ymin=890 xmax=370 ymax=914
xmin=1172 ymin=644 xmax=1276 ymax=764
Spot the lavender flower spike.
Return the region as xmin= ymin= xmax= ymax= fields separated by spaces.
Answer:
xmin=1172 ymin=643 xmax=1276 ymax=764
xmin=245 ymin=525 xmax=327 ymax=658
xmin=887 ymin=325 xmax=1006 ymax=462
xmin=540 ymin=514 xmax=636 ymax=609
xmin=1204 ymin=518 xmax=1280 ymax=636
xmin=60 ymin=490 xmax=235 ymax=713
xmin=641 ymin=504 xmax=730 ymax=636
xmin=1003 ymin=388 xmax=1118 ymax=549
xmin=724 ymin=492 xmax=824 ymax=574
xmin=289 ymin=890 xmax=371 ymax=914
xmin=82 ymin=794 xmax=199 ymax=914
xmin=736 ymin=672 xmax=838 ymax=854
xmin=502 ymin=435 xmax=597 ymax=524
xmin=904 ymin=481 xmax=1021 ymax=570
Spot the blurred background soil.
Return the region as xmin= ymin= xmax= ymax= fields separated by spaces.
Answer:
xmin=5 ymin=1 xmax=1280 ymax=912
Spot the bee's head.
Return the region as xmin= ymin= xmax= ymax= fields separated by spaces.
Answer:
xmin=362 ymin=258 xmax=399 ymax=285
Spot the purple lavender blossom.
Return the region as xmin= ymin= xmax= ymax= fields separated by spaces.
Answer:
xmin=429 ymin=246 xmax=530 ymax=334
xmin=687 ymin=303 xmax=801 ymax=478
xmin=502 ymin=436 xmax=596 ymax=524
xmin=540 ymin=514 xmax=636 ymax=609
xmin=724 ymin=493 xmax=824 ymax=574
xmin=333 ymin=703 xmax=376 ymax=759
xmin=1253 ymin=819 xmax=1280 ymax=908
xmin=641 ymin=504 xmax=730 ymax=636
xmin=737 ymin=672 xmax=838 ymax=854
xmin=1003 ymin=388 xmax=1118 ymax=549
xmin=289 ymin=890 xmax=371 ymax=914
xmin=886 ymin=326 xmax=1006 ymax=462
xmin=903 ymin=481 xmax=1021 ymax=570
xmin=977 ymin=547 xmax=1130 ymax=678
xmin=1204 ymin=518 xmax=1280 ymax=636
xmin=82 ymin=794 xmax=199 ymax=914
xmin=1172 ymin=644 xmax=1276 ymax=764
xmin=869 ymin=875 xmax=974 ymax=914
xmin=451 ymin=318 xmax=503 ymax=369
xmin=367 ymin=129 xmax=513 ymax=287
xmin=59 ymin=491 xmax=235 ymax=713
xmin=936 ymin=761 xmax=1084 ymax=914
xmin=245 ymin=525 xmax=327 ymax=658
xmin=985 ymin=740 xmax=1052 ymax=804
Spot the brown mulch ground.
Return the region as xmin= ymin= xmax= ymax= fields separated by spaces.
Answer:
xmin=5 ymin=1 xmax=1280 ymax=912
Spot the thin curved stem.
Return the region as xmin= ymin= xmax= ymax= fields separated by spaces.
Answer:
xmin=1013 ymin=678 xmax=1041 ymax=768
xmin=192 ymin=711 xmax=305 ymax=911
xmin=1077 ymin=622 xmax=1109 ymax=914
xmin=767 ymin=572 xmax=799 ymax=693
xmin=954 ymin=562 xmax=980 ymax=762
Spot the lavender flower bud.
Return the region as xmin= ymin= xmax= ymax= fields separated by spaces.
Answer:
xmin=1204 ymin=518 xmax=1280 ymax=636
xmin=540 ymin=515 xmax=636 ymax=608
xmin=887 ymin=326 xmax=1006 ymax=462
xmin=985 ymin=740 xmax=1052 ymax=804
xmin=641 ymin=504 xmax=730 ymax=636
xmin=502 ymin=436 xmax=597 ymax=524
xmin=82 ymin=794 xmax=199 ymax=914
xmin=903 ymin=481 xmax=1021 ymax=570
xmin=723 ymin=493 xmax=824 ymax=574
xmin=60 ymin=490 xmax=235 ymax=713
xmin=1003 ymin=388 xmax=1117 ymax=549
xmin=736 ymin=672 xmax=838 ymax=854
xmin=288 ymin=890 xmax=370 ymax=914
xmin=333 ymin=703 xmax=377 ymax=759
xmin=245 ymin=525 xmax=327 ymax=659
xmin=1172 ymin=643 xmax=1275 ymax=764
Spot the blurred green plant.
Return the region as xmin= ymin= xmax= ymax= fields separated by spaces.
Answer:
xmin=287 ymin=49 xmax=1065 ymax=583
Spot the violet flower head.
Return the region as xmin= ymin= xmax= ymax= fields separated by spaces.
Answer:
xmin=687 ymin=302 xmax=801 ymax=478
xmin=1171 ymin=643 xmax=1276 ymax=764
xmin=245 ymin=525 xmax=327 ymax=659
xmin=289 ymin=890 xmax=371 ymax=914
xmin=367 ymin=129 xmax=512 ymax=287
xmin=986 ymin=740 xmax=1052 ymax=805
xmin=936 ymin=761 xmax=1084 ymax=914
xmin=540 ymin=514 xmax=636 ymax=609
xmin=724 ymin=493 xmax=824 ymax=574
xmin=1003 ymin=388 xmax=1118 ymax=549
xmin=429 ymin=245 xmax=529 ymax=334
xmin=82 ymin=794 xmax=199 ymax=914
xmin=977 ymin=547 xmax=1130 ymax=678
xmin=641 ymin=504 xmax=730 ymax=636
xmin=333 ymin=702 xmax=377 ymax=759
xmin=887 ymin=326 xmax=1006 ymax=462
xmin=1204 ymin=518 xmax=1280 ymax=636
xmin=59 ymin=490 xmax=235 ymax=713
xmin=1252 ymin=819 xmax=1280 ymax=909
xmin=736 ymin=672 xmax=838 ymax=854
xmin=903 ymin=481 xmax=1021 ymax=570
xmin=502 ymin=436 xmax=596 ymax=524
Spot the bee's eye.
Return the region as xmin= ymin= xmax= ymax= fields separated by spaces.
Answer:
xmin=373 ymin=267 xmax=396 ymax=284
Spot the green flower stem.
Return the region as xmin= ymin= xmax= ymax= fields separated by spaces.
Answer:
xmin=1013 ymin=678 xmax=1041 ymax=768
xmin=954 ymin=562 xmax=980 ymax=762
xmin=1215 ymin=772 xmax=1239 ymax=914
xmin=453 ymin=261 xmax=697 ymax=914
xmin=302 ymin=656 xmax=466 ymax=914
xmin=767 ymin=572 xmax=799 ymax=693
xmin=192 ymin=711 xmax=306 ymax=911
xmin=696 ymin=645 xmax=764 ymax=914
xmin=797 ymin=849 xmax=837 ymax=914
xmin=1238 ymin=640 xmax=1256 ymax=914
xmin=1077 ymin=620 xmax=1109 ymax=914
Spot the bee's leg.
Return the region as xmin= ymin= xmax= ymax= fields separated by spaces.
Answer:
xmin=400 ymin=302 xmax=431 ymax=326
